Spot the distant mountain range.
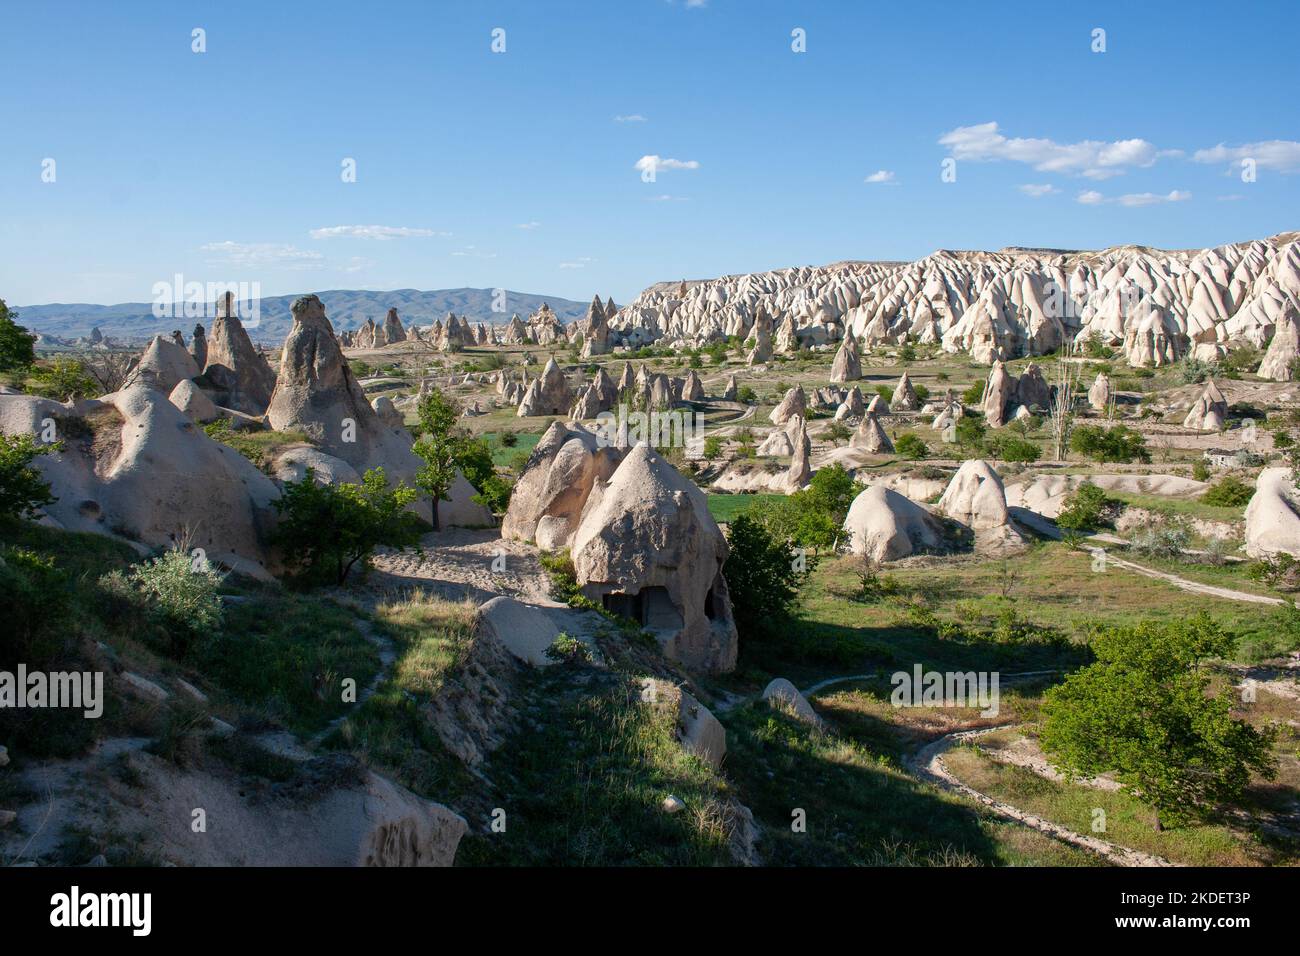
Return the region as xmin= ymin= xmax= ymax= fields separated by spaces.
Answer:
xmin=16 ymin=288 xmax=593 ymax=344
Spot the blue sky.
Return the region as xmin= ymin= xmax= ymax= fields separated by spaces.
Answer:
xmin=2 ymin=0 xmax=1297 ymax=307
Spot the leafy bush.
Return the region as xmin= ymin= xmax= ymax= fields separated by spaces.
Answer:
xmin=1191 ymin=459 xmax=1210 ymax=482
xmin=702 ymin=435 xmax=724 ymax=459
xmin=111 ymin=549 xmax=224 ymax=651
xmin=0 ymin=433 xmax=58 ymax=520
xmin=737 ymin=385 xmax=757 ymax=404
xmin=1040 ymin=615 xmax=1276 ymax=828
xmin=894 ymin=434 xmax=928 ymax=460
xmin=875 ymin=385 xmax=895 ymax=403
xmin=1069 ymin=424 xmax=1150 ymax=463
xmin=961 ymin=381 xmax=984 ymax=405
xmin=25 ymin=358 xmax=100 ymax=401
xmin=1128 ymin=515 xmax=1192 ymax=559
xmin=272 ymin=467 xmax=422 ymax=585
xmin=413 ymin=386 xmax=512 ymax=517
xmin=0 ymin=300 xmax=36 ymax=372
xmin=545 ymin=633 xmax=592 ymax=664
xmin=1055 ymin=481 xmax=1113 ymax=531
xmin=724 ymin=514 xmax=806 ymax=642
xmin=1200 ymin=475 xmax=1254 ymax=507
xmin=985 ymin=434 xmax=1040 ymax=463
xmin=1176 ymin=354 xmax=1219 ymax=384
xmin=824 ymin=421 xmax=852 ymax=444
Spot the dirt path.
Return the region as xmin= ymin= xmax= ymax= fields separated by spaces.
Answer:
xmin=906 ymin=726 xmax=1177 ymax=867
xmin=371 ymin=527 xmax=555 ymax=604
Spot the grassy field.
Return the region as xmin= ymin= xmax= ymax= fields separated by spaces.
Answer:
xmin=705 ymin=492 xmax=784 ymax=524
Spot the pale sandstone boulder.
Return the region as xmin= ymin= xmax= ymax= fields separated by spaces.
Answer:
xmin=936 ymin=459 xmax=1026 ymax=554
xmin=127 ymin=335 xmax=200 ymax=393
xmin=1257 ymin=306 xmax=1300 ymax=381
xmin=437 ymin=469 xmax=495 ymax=528
xmin=517 ymin=358 xmax=573 ymax=417
xmin=761 ymin=678 xmax=825 ymax=729
xmin=202 ymin=305 xmax=277 ymax=415
xmin=850 ymin=411 xmax=893 ymax=453
xmin=571 ymin=444 xmax=738 ymax=673
xmin=682 ymin=369 xmax=705 ymax=401
xmin=769 ymin=385 xmax=807 ymax=425
xmin=1183 ymin=379 xmax=1228 ymax=431
xmin=270 ymin=446 xmax=363 ymax=486
xmin=382 ymin=308 xmax=406 ymax=345
xmin=501 ymin=421 xmax=622 ymax=549
xmin=640 ymin=677 xmax=727 ymax=770
xmin=265 ymin=296 xmax=428 ymax=516
xmin=756 ymin=426 xmax=794 ymax=457
xmin=830 ymin=334 xmax=862 ymax=383
xmin=1013 ymin=363 xmax=1051 ymax=409
xmin=982 ymin=361 xmax=1013 ymax=427
xmin=0 ymin=385 xmax=280 ymax=579
xmin=1245 ymin=467 xmax=1300 ymax=558
xmin=866 ymin=393 xmax=889 ymax=417
xmin=722 ymin=374 xmax=739 ymax=401
xmin=1088 ymin=372 xmax=1112 ymax=412
xmin=842 ymin=485 xmax=945 ymax=562
xmin=784 ymin=418 xmax=812 ymax=491
xmin=168 ymin=379 xmax=219 ymax=423
xmin=834 ymin=386 xmax=865 ymax=421
xmin=892 ymin=372 xmax=921 ymax=411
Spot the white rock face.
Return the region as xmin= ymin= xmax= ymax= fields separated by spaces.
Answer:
xmin=892 ymin=372 xmax=920 ymax=411
xmin=1183 ymin=379 xmax=1228 ymax=431
xmin=770 ymin=386 xmax=807 ymax=425
xmin=842 ymin=485 xmax=945 ymax=562
xmin=1088 ymin=373 xmax=1112 ymax=411
xmin=850 ymin=412 xmax=893 ymax=453
xmin=609 ymin=233 xmax=1300 ymax=368
xmin=641 ymin=678 xmax=727 ymax=770
xmin=761 ymin=678 xmax=824 ymax=729
xmin=571 ymin=444 xmax=738 ymax=673
xmin=0 ymin=385 xmax=280 ymax=579
xmin=936 ymin=459 xmax=1026 ymax=554
xmin=1245 ymin=467 xmax=1300 ymax=558
xmin=168 ymin=379 xmax=219 ymax=423
xmin=266 ymin=296 xmax=427 ymax=516
xmin=830 ymin=334 xmax=862 ymax=382
xmin=501 ymin=421 xmax=622 ymax=549
xmin=128 ymin=335 xmax=201 ymax=393
xmin=1257 ymin=304 xmax=1300 ymax=381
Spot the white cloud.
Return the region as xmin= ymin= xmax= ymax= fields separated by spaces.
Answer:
xmin=634 ymin=155 xmax=700 ymax=174
xmin=516 ymin=221 xmax=541 ymax=230
xmin=645 ymin=194 xmax=689 ymax=201
xmin=200 ymin=241 xmax=324 ymax=269
xmin=559 ymin=257 xmax=595 ymax=269
xmin=309 ymin=225 xmax=445 ymax=240
xmin=1018 ymin=183 xmax=1059 ymax=197
xmin=1192 ymin=140 xmax=1300 ymax=173
xmin=451 ymin=245 xmax=496 ymax=259
xmin=864 ymin=170 xmax=896 ymax=184
xmin=1075 ymin=189 xmax=1190 ymax=207
xmin=614 ymin=114 xmax=647 ymax=123
xmin=939 ymin=121 xmax=1159 ymax=179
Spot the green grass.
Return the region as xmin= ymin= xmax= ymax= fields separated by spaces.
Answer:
xmin=482 ymin=429 xmax=541 ymax=467
xmin=459 ymin=665 xmax=740 ymax=866
xmin=202 ymin=420 xmax=312 ymax=472
xmin=706 ymin=492 xmax=784 ymax=524
xmin=944 ymin=745 xmax=1277 ymax=866
xmin=193 ymin=593 xmax=380 ymax=735
xmin=322 ymin=594 xmax=481 ymax=804
xmin=720 ymin=698 xmax=1099 ymax=866
xmin=1109 ymin=490 xmax=1246 ymax=524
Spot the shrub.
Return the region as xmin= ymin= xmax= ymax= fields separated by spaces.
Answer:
xmin=724 ymin=514 xmax=806 ymax=642
xmin=1055 ymin=481 xmax=1113 ymax=531
xmin=1040 ymin=615 xmax=1276 ymax=828
xmin=1200 ymin=475 xmax=1254 ymax=507
xmin=824 ymin=421 xmax=852 ymax=444
xmin=737 ymin=386 xmax=758 ymax=404
xmin=894 ymin=434 xmax=928 ymax=460
xmin=25 ymin=358 xmax=99 ymax=401
xmin=876 ymin=385 xmax=895 ymax=403
xmin=702 ymin=435 xmax=724 ymax=459
xmin=961 ymin=381 xmax=984 ymax=405
xmin=1128 ymin=515 xmax=1192 ymax=560
xmin=0 ymin=300 xmax=37 ymax=372
xmin=1191 ymin=459 xmax=1210 ymax=482
xmin=0 ymin=433 xmax=58 ymax=520
xmin=1069 ymin=424 xmax=1150 ymax=463
xmin=985 ymin=434 xmax=1040 ymax=463
xmin=272 ymin=467 xmax=423 ymax=585
xmin=108 ymin=549 xmax=225 ymax=655
xmin=499 ymin=430 xmax=519 ymax=448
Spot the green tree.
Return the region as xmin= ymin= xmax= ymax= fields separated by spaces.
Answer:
xmin=0 ymin=433 xmax=58 ymax=519
xmin=271 ymin=467 xmax=422 ymax=585
xmin=894 ymin=433 xmax=928 ymax=460
xmin=1040 ymin=616 xmax=1277 ymax=829
xmin=1200 ymin=475 xmax=1253 ymax=507
xmin=25 ymin=357 xmax=99 ymax=401
xmin=0 ymin=300 xmax=37 ymax=372
xmin=724 ymin=514 xmax=806 ymax=642
xmin=954 ymin=415 xmax=986 ymax=452
xmin=1055 ymin=481 xmax=1112 ymax=531
xmin=985 ymin=434 xmax=1041 ymax=463
xmin=412 ymin=386 xmax=511 ymax=524
xmin=1069 ymin=424 xmax=1151 ymax=463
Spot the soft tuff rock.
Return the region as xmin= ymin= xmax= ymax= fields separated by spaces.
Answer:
xmin=842 ymin=484 xmax=945 ymax=562
xmin=570 ymin=444 xmax=738 ymax=673
xmin=1245 ymin=467 xmax=1300 ymax=558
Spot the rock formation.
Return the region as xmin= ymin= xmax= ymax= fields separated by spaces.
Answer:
xmin=1244 ymin=467 xmax=1300 ymax=558
xmin=127 ymin=334 xmax=201 ymax=393
xmin=892 ymin=372 xmax=920 ymax=411
xmin=517 ymin=359 xmax=573 ymax=417
xmin=202 ymin=300 xmax=277 ymax=415
xmin=982 ymin=361 xmax=1013 ymax=427
xmin=785 ymin=418 xmax=811 ymax=491
xmin=830 ymin=334 xmax=862 ymax=383
xmin=265 ymin=296 xmax=426 ymax=512
xmin=191 ymin=324 xmax=208 ymax=368
xmin=682 ymin=369 xmax=705 ymax=402
xmin=383 ymin=308 xmax=406 ymax=344
xmin=850 ymin=412 xmax=893 ymax=453
xmin=935 ymin=459 xmax=1025 ymax=554
xmin=769 ymin=385 xmax=807 ymax=425
xmin=1088 ymin=372 xmax=1112 ymax=412
xmin=722 ymin=374 xmax=738 ymax=400
xmin=1183 ymin=379 xmax=1227 ymax=431
xmin=571 ymin=444 xmax=738 ymax=673
xmin=1257 ymin=304 xmax=1300 ymax=381
xmin=842 ymin=485 xmax=945 ymax=562
xmin=501 ymin=422 xmax=622 ymax=549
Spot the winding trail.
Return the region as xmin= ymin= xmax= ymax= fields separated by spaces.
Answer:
xmin=905 ymin=725 xmax=1178 ymax=867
